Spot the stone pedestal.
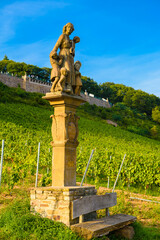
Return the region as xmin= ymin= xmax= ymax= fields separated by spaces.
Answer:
xmin=43 ymin=92 xmax=85 ymax=187
xmin=31 ymin=92 xmax=90 ymax=226
xmin=30 ymin=186 xmax=97 ymax=226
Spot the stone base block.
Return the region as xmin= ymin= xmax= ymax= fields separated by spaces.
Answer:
xmin=30 ymin=186 xmax=97 ymax=226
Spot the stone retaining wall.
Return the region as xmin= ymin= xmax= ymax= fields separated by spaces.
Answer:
xmin=0 ymin=73 xmax=25 ymax=89
xmin=25 ymin=78 xmax=51 ymax=94
xmin=0 ymin=73 xmax=51 ymax=94
xmin=30 ymin=186 xmax=97 ymax=226
xmin=83 ymin=93 xmax=111 ymax=108
xmin=0 ymin=73 xmax=111 ymax=108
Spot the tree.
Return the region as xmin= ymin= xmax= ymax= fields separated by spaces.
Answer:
xmin=3 ymin=55 xmax=9 ymax=60
xmin=7 ymin=62 xmax=26 ymax=77
xmin=42 ymin=67 xmax=51 ymax=82
xmin=131 ymin=90 xmax=150 ymax=114
xmin=100 ymin=82 xmax=134 ymax=104
xmin=123 ymin=89 xmax=134 ymax=107
xmin=0 ymin=58 xmax=52 ymax=81
xmin=152 ymin=106 xmax=160 ymax=123
xmin=100 ymin=82 xmax=115 ymax=102
xmin=0 ymin=60 xmax=7 ymax=72
xmin=81 ymin=77 xmax=101 ymax=97
xmin=124 ymin=90 xmax=157 ymax=116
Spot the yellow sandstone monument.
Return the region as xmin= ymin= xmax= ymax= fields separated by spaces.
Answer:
xmin=30 ymin=24 xmax=136 ymax=238
xmin=30 ymin=23 xmax=97 ymax=226
xmin=43 ymin=22 xmax=84 ymax=187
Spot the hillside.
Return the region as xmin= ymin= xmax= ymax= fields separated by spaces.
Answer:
xmin=1 ymin=58 xmax=160 ymax=115
xmin=0 ymin=83 xmax=160 ymax=239
xmin=79 ymin=101 xmax=160 ymax=141
xmin=1 ymin=58 xmax=160 ymax=142
xmin=1 ymin=79 xmax=160 ymax=142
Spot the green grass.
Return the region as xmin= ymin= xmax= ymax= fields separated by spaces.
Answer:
xmin=0 ymin=199 xmax=82 ymax=240
xmin=0 ymin=197 xmax=159 ymax=240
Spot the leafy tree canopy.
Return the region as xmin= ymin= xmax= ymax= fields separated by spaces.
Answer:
xmin=3 ymin=54 xmax=9 ymax=60
xmin=82 ymin=78 xmax=160 ymax=116
xmin=152 ymin=106 xmax=160 ymax=123
xmin=1 ymin=58 xmax=160 ymax=117
xmin=0 ymin=59 xmax=51 ymax=82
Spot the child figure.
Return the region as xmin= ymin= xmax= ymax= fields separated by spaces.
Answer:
xmin=73 ymin=61 xmax=82 ymax=95
xmin=55 ymin=67 xmax=68 ymax=92
xmin=49 ymin=50 xmax=63 ymax=92
xmin=70 ymin=36 xmax=80 ymax=57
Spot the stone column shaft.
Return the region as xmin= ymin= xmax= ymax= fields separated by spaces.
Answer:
xmin=43 ymin=92 xmax=85 ymax=186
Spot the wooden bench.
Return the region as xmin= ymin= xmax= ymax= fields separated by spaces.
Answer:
xmin=71 ymin=192 xmax=136 ymax=240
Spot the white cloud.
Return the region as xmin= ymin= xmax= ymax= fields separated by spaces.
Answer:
xmin=0 ymin=1 xmax=69 ymax=44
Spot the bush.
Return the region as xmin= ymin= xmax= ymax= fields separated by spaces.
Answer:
xmin=150 ymin=125 xmax=159 ymax=139
xmin=0 ymin=82 xmax=50 ymax=109
xmin=112 ymin=114 xmax=122 ymax=121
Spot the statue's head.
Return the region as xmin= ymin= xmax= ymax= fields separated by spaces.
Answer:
xmin=74 ymin=61 xmax=81 ymax=71
xmin=63 ymin=23 xmax=74 ymax=35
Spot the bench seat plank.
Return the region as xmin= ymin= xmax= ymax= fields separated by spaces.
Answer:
xmin=71 ymin=214 xmax=137 ymax=240
xmin=72 ymin=192 xmax=117 ymax=219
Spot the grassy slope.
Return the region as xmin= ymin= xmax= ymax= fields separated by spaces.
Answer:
xmin=0 ymin=83 xmax=160 ymax=239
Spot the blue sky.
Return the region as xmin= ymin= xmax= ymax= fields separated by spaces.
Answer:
xmin=0 ymin=0 xmax=160 ymax=97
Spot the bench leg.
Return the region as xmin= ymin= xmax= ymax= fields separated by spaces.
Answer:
xmin=106 ymin=208 xmax=110 ymax=216
xmin=79 ymin=215 xmax=84 ymax=223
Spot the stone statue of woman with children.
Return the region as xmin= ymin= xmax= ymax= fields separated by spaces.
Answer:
xmin=50 ymin=23 xmax=82 ymax=95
